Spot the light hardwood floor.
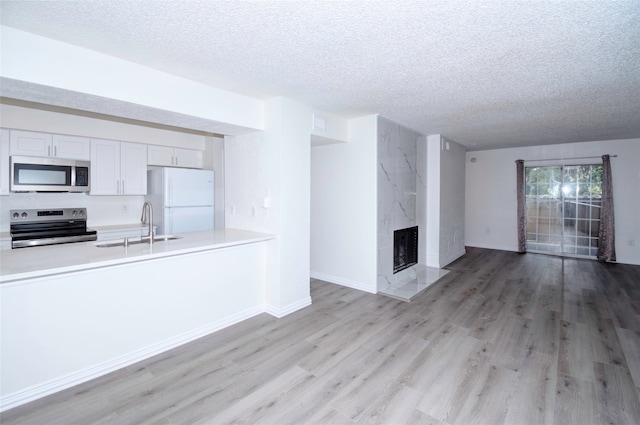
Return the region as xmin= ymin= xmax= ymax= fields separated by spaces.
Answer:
xmin=2 ymin=248 xmax=640 ymax=425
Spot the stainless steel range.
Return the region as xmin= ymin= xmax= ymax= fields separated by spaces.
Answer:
xmin=10 ymin=208 xmax=97 ymax=249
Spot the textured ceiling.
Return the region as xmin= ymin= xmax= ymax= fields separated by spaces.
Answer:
xmin=1 ymin=0 xmax=639 ymax=150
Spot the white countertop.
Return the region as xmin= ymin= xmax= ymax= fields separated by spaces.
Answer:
xmin=0 ymin=228 xmax=275 ymax=284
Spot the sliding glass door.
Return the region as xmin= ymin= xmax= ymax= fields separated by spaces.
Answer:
xmin=525 ymin=164 xmax=603 ymax=257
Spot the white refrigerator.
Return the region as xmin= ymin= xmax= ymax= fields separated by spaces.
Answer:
xmin=147 ymin=168 xmax=214 ymax=235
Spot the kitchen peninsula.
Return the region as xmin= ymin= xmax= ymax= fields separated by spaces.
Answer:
xmin=1 ymin=228 xmax=274 ymax=282
xmin=0 ymin=228 xmax=277 ymax=411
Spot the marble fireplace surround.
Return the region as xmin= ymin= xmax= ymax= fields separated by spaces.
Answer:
xmin=376 ymin=117 xmax=449 ymax=301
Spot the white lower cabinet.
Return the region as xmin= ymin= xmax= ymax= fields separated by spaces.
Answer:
xmin=90 ymin=139 xmax=147 ymax=195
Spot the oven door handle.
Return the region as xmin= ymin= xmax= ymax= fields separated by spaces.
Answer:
xmin=11 ymin=233 xmax=97 ymax=249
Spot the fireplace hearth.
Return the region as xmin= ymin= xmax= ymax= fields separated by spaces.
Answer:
xmin=393 ymin=226 xmax=418 ymax=273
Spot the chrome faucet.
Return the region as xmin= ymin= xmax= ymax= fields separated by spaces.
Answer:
xmin=141 ymin=201 xmax=154 ymax=245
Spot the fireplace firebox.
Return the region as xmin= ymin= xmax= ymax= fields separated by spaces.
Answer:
xmin=393 ymin=226 xmax=418 ymax=273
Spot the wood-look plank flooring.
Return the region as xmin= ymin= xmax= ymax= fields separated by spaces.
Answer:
xmin=3 ymin=247 xmax=640 ymax=425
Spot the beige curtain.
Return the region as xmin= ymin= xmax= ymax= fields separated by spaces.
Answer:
xmin=597 ymin=154 xmax=616 ymax=262
xmin=516 ymin=159 xmax=526 ymax=253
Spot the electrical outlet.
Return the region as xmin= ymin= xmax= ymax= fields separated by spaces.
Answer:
xmin=121 ymin=204 xmax=127 ymax=214
xmin=628 ymin=239 xmax=635 ymax=247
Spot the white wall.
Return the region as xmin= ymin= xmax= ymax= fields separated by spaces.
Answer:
xmin=465 ymin=138 xmax=640 ymax=265
xmin=310 ymin=110 xmax=349 ymax=145
xmin=0 ymin=26 xmax=263 ymax=131
xmin=426 ymin=135 xmax=466 ymax=268
xmin=310 ymin=115 xmax=378 ymax=293
xmin=417 ymin=136 xmax=428 ymax=266
xmin=426 ymin=135 xmax=441 ymax=268
xmin=439 ymin=137 xmax=467 ymax=266
xmin=273 ymin=98 xmax=312 ymax=312
xmin=225 ymin=97 xmax=312 ymax=315
xmin=0 ymin=104 xmax=205 ymax=149
xmin=204 ymin=136 xmax=226 ymax=229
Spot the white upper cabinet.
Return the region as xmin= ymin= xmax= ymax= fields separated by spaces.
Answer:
xmin=147 ymin=146 xmax=174 ymax=167
xmin=121 ymin=142 xmax=148 ymax=195
xmin=148 ymin=145 xmax=203 ymax=169
xmin=10 ymin=130 xmax=90 ymax=160
xmin=1 ymin=129 xmax=10 ymax=196
xmin=174 ymin=148 xmax=203 ymax=169
xmin=9 ymin=130 xmax=51 ymax=157
xmin=52 ymin=134 xmax=91 ymax=160
xmin=90 ymin=139 xmax=119 ymax=195
xmin=90 ymin=139 xmax=147 ymax=195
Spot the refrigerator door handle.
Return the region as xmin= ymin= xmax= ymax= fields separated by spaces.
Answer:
xmin=168 ymin=177 xmax=173 ymax=206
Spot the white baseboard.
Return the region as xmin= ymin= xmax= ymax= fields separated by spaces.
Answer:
xmin=310 ymin=271 xmax=377 ymax=294
xmin=264 ymin=296 xmax=312 ymax=318
xmin=465 ymin=242 xmax=517 ymax=252
xmin=0 ymin=305 xmax=265 ymax=412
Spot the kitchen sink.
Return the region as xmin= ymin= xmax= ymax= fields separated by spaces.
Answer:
xmin=153 ymin=235 xmax=181 ymax=242
xmin=95 ymin=235 xmax=182 ymax=248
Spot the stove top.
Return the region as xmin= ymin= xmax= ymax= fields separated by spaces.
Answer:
xmin=10 ymin=208 xmax=97 ymax=249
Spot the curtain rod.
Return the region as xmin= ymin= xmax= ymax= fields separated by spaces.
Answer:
xmin=523 ymin=154 xmax=617 ymax=163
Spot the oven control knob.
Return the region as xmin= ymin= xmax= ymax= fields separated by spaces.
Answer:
xmin=79 ymin=210 xmax=85 ymax=216
xmin=21 ymin=212 xmax=28 ymax=218
xmin=12 ymin=212 xmax=19 ymax=219
xmin=72 ymin=210 xmax=77 ymax=216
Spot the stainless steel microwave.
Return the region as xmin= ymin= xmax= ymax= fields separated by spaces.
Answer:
xmin=10 ymin=156 xmax=90 ymax=192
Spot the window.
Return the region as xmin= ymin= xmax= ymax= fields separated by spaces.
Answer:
xmin=525 ymin=164 xmax=602 ymax=257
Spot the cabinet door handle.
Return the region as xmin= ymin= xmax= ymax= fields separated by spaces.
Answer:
xmin=54 ymin=146 xmax=57 ymax=157
xmin=121 ymin=180 xmax=125 ymax=195
xmin=48 ymin=146 xmax=51 ymax=156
